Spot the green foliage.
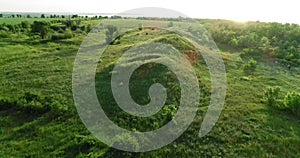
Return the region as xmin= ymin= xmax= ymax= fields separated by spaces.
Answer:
xmin=85 ymin=24 xmax=92 ymax=33
xmin=264 ymin=87 xmax=300 ymax=117
xmin=31 ymin=21 xmax=50 ymax=39
xmin=71 ymin=14 xmax=79 ymax=19
xmin=105 ymin=25 xmax=118 ymax=44
xmin=21 ymin=21 xmax=30 ymax=29
xmin=1 ymin=18 xmax=300 ymax=157
xmin=242 ymin=58 xmax=257 ymax=75
xmin=0 ymin=30 xmax=10 ymax=38
xmin=50 ymin=23 xmax=66 ymax=32
xmin=154 ymin=34 xmax=194 ymax=53
xmin=51 ymin=29 xmax=74 ymax=40
xmin=283 ymin=92 xmax=300 ymax=117
xmin=0 ymin=92 xmax=69 ymax=116
xmin=168 ymin=21 xmax=174 ymax=27
xmin=138 ymin=23 xmax=143 ymax=31
xmin=208 ymin=20 xmax=300 ymax=64
xmin=264 ymin=86 xmax=281 ymax=107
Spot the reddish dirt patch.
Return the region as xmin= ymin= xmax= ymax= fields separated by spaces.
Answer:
xmin=184 ymin=50 xmax=199 ymax=66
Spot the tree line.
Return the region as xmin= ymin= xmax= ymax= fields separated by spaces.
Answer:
xmin=0 ymin=13 xmax=109 ymax=19
xmin=0 ymin=19 xmax=92 ymax=40
xmin=202 ymin=20 xmax=300 ymax=65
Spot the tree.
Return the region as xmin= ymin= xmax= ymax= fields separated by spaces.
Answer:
xmin=27 ymin=14 xmax=31 ymax=18
xmin=21 ymin=21 xmax=30 ymax=29
xmin=168 ymin=21 xmax=174 ymax=27
xmin=0 ymin=14 xmax=3 ymax=18
xmin=41 ymin=14 xmax=45 ymax=18
xmin=105 ymin=25 xmax=118 ymax=44
xmin=31 ymin=21 xmax=50 ymax=39
xmin=71 ymin=14 xmax=78 ymax=18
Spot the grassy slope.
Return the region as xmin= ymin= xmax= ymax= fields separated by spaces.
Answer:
xmin=0 ymin=19 xmax=299 ymax=157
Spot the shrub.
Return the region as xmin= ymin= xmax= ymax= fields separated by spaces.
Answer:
xmin=85 ymin=24 xmax=92 ymax=33
xmin=0 ymin=97 xmax=17 ymax=110
xmin=105 ymin=25 xmax=118 ymax=44
xmin=168 ymin=21 xmax=174 ymax=27
xmin=138 ymin=23 xmax=143 ymax=31
xmin=0 ymin=92 xmax=69 ymax=116
xmin=264 ymin=87 xmax=300 ymax=117
xmin=51 ymin=30 xmax=74 ymax=40
xmin=50 ymin=23 xmax=65 ymax=32
xmin=64 ymin=29 xmax=74 ymax=38
xmin=242 ymin=58 xmax=257 ymax=75
xmin=283 ymin=92 xmax=300 ymax=117
xmin=16 ymin=92 xmax=50 ymax=114
xmin=264 ymin=86 xmax=281 ymax=107
xmin=0 ymin=30 xmax=10 ymax=38
xmin=240 ymin=48 xmax=259 ymax=58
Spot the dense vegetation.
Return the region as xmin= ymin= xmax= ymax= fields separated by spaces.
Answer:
xmin=0 ymin=15 xmax=299 ymax=157
xmin=203 ymin=20 xmax=300 ymax=65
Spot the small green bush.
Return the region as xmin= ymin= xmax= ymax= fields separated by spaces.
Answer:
xmin=243 ymin=58 xmax=257 ymax=75
xmin=168 ymin=21 xmax=174 ymax=27
xmin=16 ymin=92 xmax=50 ymax=113
xmin=283 ymin=92 xmax=300 ymax=117
xmin=264 ymin=86 xmax=281 ymax=107
xmin=51 ymin=30 xmax=74 ymax=40
xmin=0 ymin=30 xmax=10 ymax=38
xmin=0 ymin=97 xmax=16 ymax=110
xmin=0 ymin=91 xmax=69 ymax=116
xmin=105 ymin=25 xmax=118 ymax=44
xmin=264 ymin=87 xmax=300 ymax=117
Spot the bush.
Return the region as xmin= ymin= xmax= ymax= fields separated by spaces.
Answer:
xmin=138 ymin=23 xmax=143 ymax=31
xmin=242 ymin=58 xmax=257 ymax=75
xmin=264 ymin=86 xmax=281 ymax=107
xmin=85 ymin=24 xmax=92 ymax=33
xmin=168 ymin=21 xmax=174 ymax=27
xmin=0 ymin=92 xmax=69 ymax=116
xmin=0 ymin=30 xmax=10 ymax=38
xmin=264 ymin=87 xmax=300 ymax=117
xmin=105 ymin=25 xmax=118 ymax=44
xmin=50 ymin=23 xmax=65 ymax=32
xmin=0 ymin=97 xmax=17 ymax=110
xmin=283 ymin=92 xmax=300 ymax=117
xmin=16 ymin=92 xmax=50 ymax=114
xmin=51 ymin=30 xmax=74 ymax=40
xmin=240 ymin=48 xmax=260 ymax=58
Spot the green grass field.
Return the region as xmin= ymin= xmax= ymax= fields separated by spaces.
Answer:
xmin=0 ymin=17 xmax=299 ymax=157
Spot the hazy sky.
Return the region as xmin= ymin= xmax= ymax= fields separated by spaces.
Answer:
xmin=1 ymin=0 xmax=299 ymax=24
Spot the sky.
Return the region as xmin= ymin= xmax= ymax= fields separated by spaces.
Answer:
xmin=0 ymin=0 xmax=299 ymax=24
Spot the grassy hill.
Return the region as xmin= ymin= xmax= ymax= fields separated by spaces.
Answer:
xmin=0 ymin=17 xmax=299 ymax=157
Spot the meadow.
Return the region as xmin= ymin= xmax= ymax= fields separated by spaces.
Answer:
xmin=0 ymin=16 xmax=299 ymax=157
